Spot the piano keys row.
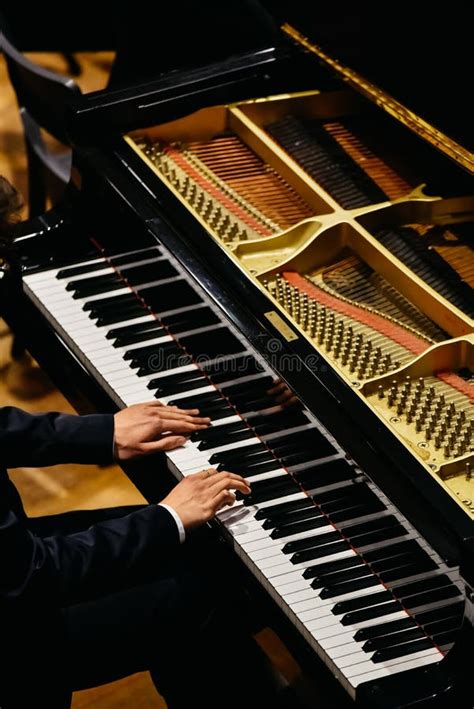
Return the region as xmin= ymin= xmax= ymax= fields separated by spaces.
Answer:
xmin=23 ymin=243 xmax=464 ymax=697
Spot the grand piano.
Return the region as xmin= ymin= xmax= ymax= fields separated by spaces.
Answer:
xmin=1 ymin=4 xmax=473 ymax=706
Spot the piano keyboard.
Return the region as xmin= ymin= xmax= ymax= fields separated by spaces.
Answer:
xmin=23 ymin=242 xmax=464 ymax=700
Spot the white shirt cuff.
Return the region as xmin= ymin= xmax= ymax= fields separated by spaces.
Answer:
xmin=158 ymin=503 xmax=186 ymax=544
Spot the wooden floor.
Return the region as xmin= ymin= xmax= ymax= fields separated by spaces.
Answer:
xmin=0 ymin=51 xmax=319 ymax=709
xmin=0 ymin=50 xmax=167 ymax=709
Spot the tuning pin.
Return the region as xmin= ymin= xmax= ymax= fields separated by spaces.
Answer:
xmin=466 ymin=462 xmax=472 ymax=481
xmin=377 ymin=385 xmax=384 ymax=399
xmin=387 ymin=387 xmax=397 ymax=407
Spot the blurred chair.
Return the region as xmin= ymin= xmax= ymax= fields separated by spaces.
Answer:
xmin=0 ymin=29 xmax=81 ymax=216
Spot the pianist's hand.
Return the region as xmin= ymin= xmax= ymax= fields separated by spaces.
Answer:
xmin=267 ymin=379 xmax=299 ymax=408
xmin=161 ymin=468 xmax=251 ymax=531
xmin=114 ymin=401 xmax=210 ymax=460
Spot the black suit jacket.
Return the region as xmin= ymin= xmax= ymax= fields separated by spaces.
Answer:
xmin=0 ymin=406 xmax=180 ymax=706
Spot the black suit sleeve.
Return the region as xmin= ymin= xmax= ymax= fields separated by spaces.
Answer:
xmin=0 ymin=406 xmax=115 ymax=467
xmin=1 ymin=406 xmax=181 ymax=603
xmin=1 ymin=502 xmax=180 ymax=604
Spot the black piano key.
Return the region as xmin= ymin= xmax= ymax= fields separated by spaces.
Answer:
xmin=280 ymin=451 xmax=327 ymax=467
xmin=124 ymin=340 xmax=181 ymax=361
xmin=413 ymin=602 xmax=464 ymax=627
xmin=149 ymin=369 xmax=204 ymax=391
xmin=324 ymin=489 xmax=387 ymax=516
xmin=68 ymin=272 xmax=121 ymax=291
xmin=243 ymin=479 xmax=301 ymax=505
xmin=295 ymin=460 xmax=358 ymax=488
xmin=369 ymin=550 xmax=431 ymax=572
xmin=303 ymin=554 xmax=364 ymax=580
xmin=320 ymin=574 xmax=381 ymax=599
xmin=362 ymin=539 xmax=422 ymax=564
xmin=363 ymin=626 xmax=427 ymax=653
xmin=137 ymin=354 xmax=193 ymax=376
xmin=311 ymin=562 xmax=372 ymax=588
xmin=312 ymin=482 xmax=363 ymax=506
xmin=371 ymin=637 xmax=435 ymax=663
xmin=178 ymin=328 xmax=244 ymax=359
xmin=109 ymin=248 xmax=162 ymax=266
xmin=57 ymin=259 xmax=109 ymax=279
xmin=191 ymin=420 xmax=248 ymax=442
xmin=168 ymin=391 xmax=224 ymax=408
xmin=284 ymin=515 xmax=396 ymax=556
xmin=255 ymin=497 xmax=314 ymax=520
xmin=263 ymin=505 xmax=323 ymax=530
xmin=341 ymin=601 xmax=403 ymax=626
xmin=352 ymin=525 xmax=408 ymax=549
xmin=292 ymin=540 xmax=351 ymax=564
xmin=107 ymin=319 xmax=161 ymax=340
xmin=96 ymin=305 xmax=147 ymax=326
xmin=114 ymin=326 xmax=166 ymax=347
xmin=138 ymin=280 xmax=203 ymax=312
xmin=119 ymin=260 xmax=177 ymax=284
xmin=319 ymin=482 xmax=378 ymax=507
xmin=69 ymin=274 xmax=123 ymax=298
xmin=271 ymin=514 xmax=329 ymax=539
xmin=365 ymin=616 xmax=462 ymax=655
xmin=227 ymin=459 xmax=282 ymax=477
xmin=354 ymin=616 xmax=417 ymax=642
xmin=329 ymin=500 xmax=387 ymax=525
xmin=198 ymin=429 xmax=255 ymax=450
xmin=221 ymin=376 xmax=274 ymax=396
xmin=270 ymin=430 xmax=337 ymax=456
xmin=206 ymin=407 xmax=237 ymax=421
xmin=160 ymin=306 xmax=220 ymax=332
xmin=379 ymin=560 xmax=438 ymax=584
xmin=200 ymin=354 xmax=263 ymax=379
xmin=56 ymin=247 xmax=163 ymax=279
xmin=341 ymin=515 xmax=400 ymax=539
xmin=129 ymin=349 xmax=183 ymax=369
xmin=334 ymin=589 xmax=393 ymax=615
xmin=251 ymin=411 xmax=309 ymax=436
xmin=191 ymin=401 xmax=232 ymax=416
xmin=369 ymin=550 xmax=436 ymax=577
xmin=90 ymin=300 xmax=145 ymax=321
xmin=210 ymin=443 xmax=268 ymax=464
xmin=404 ymin=586 xmax=462 ymax=611
xmin=391 ymin=575 xmax=452 ymax=600
xmin=243 ymin=474 xmax=297 ymax=495
xmin=432 ymin=629 xmax=458 ymax=649
xmin=84 ymin=291 xmax=137 ymax=312
xmin=283 ymin=527 xmax=342 ymax=554
xmin=239 ymin=397 xmax=281 ymax=413
xmin=425 ymin=617 xmax=462 ymax=637
xmin=135 ymin=347 xmax=195 ymax=374
xmin=153 ymin=376 xmax=209 ymax=397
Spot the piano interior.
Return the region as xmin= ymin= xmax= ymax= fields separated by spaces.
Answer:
xmin=5 ymin=19 xmax=473 ymax=703
xmin=127 ymin=88 xmax=474 ymax=520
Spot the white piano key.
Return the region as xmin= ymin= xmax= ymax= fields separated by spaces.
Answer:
xmin=24 ymin=255 xmax=460 ymax=699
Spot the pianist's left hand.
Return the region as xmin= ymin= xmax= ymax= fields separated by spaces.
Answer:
xmin=114 ymin=401 xmax=210 ymax=460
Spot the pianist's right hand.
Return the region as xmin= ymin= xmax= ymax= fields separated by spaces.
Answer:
xmin=161 ymin=468 xmax=251 ymax=531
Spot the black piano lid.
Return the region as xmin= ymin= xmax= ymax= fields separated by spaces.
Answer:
xmin=268 ymin=0 xmax=473 ymax=168
xmin=66 ymin=1 xmax=472 ymax=174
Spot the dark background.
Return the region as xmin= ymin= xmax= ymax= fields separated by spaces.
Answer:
xmin=1 ymin=1 xmax=471 ymax=149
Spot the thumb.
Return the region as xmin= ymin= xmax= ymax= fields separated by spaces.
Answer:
xmin=141 ymin=436 xmax=187 ymax=453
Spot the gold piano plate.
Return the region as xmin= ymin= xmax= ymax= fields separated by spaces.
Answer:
xmin=362 ymin=337 xmax=474 ymax=517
